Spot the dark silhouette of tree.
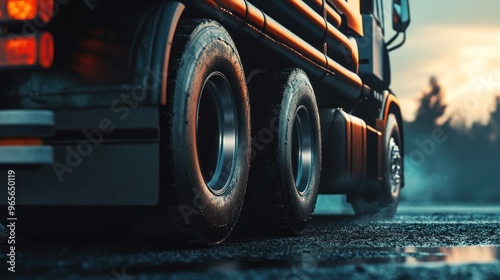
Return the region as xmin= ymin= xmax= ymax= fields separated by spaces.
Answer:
xmin=403 ymin=76 xmax=500 ymax=204
xmin=413 ymin=76 xmax=447 ymax=128
xmin=489 ymin=96 xmax=500 ymax=142
xmin=403 ymin=76 xmax=452 ymax=203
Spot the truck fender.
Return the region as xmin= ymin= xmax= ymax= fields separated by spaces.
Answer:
xmin=147 ymin=1 xmax=185 ymax=106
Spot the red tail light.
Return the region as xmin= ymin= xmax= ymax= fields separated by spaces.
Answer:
xmin=0 ymin=32 xmax=54 ymax=68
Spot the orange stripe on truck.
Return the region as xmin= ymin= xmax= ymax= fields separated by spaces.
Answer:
xmin=0 ymin=138 xmax=43 ymax=146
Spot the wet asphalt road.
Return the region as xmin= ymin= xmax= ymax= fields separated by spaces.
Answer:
xmin=1 ymin=205 xmax=500 ymax=280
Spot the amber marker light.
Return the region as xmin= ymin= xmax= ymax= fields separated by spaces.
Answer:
xmin=0 ymin=138 xmax=43 ymax=146
xmin=0 ymin=0 xmax=54 ymax=23
xmin=7 ymin=0 xmax=37 ymax=21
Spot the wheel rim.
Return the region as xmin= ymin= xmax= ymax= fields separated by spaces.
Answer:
xmin=388 ymin=137 xmax=402 ymax=193
xmin=196 ymin=72 xmax=238 ymax=195
xmin=291 ymin=105 xmax=314 ymax=194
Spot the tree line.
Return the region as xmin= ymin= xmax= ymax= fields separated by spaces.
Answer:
xmin=403 ymin=77 xmax=500 ymax=204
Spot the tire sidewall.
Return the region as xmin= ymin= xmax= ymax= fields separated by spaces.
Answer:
xmin=171 ymin=21 xmax=250 ymax=243
xmin=278 ymin=70 xmax=321 ymax=229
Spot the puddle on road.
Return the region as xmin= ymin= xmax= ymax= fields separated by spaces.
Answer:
xmin=399 ymin=247 xmax=499 ymax=265
xmin=130 ymin=247 xmax=500 ymax=275
xmin=256 ymin=246 xmax=500 ymax=268
xmin=227 ymin=247 xmax=498 ymax=273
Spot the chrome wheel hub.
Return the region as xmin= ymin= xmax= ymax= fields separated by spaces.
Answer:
xmin=291 ymin=105 xmax=314 ymax=194
xmin=196 ymin=72 xmax=238 ymax=195
xmin=388 ymin=137 xmax=402 ymax=193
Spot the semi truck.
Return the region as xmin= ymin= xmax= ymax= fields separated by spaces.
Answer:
xmin=0 ymin=0 xmax=410 ymax=245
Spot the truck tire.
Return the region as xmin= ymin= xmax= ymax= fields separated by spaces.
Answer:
xmin=350 ymin=114 xmax=402 ymax=217
xmin=247 ymin=69 xmax=321 ymax=234
xmin=160 ymin=19 xmax=251 ymax=244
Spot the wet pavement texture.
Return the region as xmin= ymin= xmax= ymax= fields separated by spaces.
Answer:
xmin=1 ymin=206 xmax=500 ymax=279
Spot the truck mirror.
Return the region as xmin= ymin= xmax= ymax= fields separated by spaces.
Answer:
xmin=392 ymin=0 xmax=410 ymax=32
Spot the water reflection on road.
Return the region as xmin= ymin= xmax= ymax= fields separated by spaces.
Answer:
xmin=160 ymin=247 xmax=500 ymax=275
xmin=401 ymin=247 xmax=499 ymax=265
xmin=277 ymin=246 xmax=500 ymax=267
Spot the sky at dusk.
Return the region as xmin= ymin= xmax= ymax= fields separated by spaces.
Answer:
xmin=388 ymin=0 xmax=500 ymax=125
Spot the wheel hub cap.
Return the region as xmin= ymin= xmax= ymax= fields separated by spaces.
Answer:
xmin=388 ymin=137 xmax=402 ymax=193
xmin=292 ymin=105 xmax=314 ymax=194
xmin=196 ymin=72 xmax=238 ymax=195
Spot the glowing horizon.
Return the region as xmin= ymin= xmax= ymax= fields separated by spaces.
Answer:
xmin=388 ymin=0 xmax=500 ymax=126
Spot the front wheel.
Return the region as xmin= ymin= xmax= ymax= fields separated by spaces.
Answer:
xmin=350 ymin=114 xmax=402 ymax=217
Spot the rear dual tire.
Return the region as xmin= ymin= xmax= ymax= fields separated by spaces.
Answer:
xmin=246 ymin=69 xmax=321 ymax=234
xmin=160 ymin=19 xmax=250 ymax=244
